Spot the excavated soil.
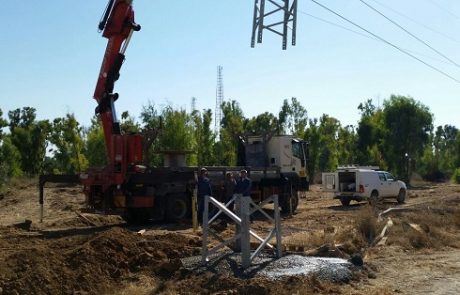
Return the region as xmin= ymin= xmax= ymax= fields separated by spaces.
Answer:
xmin=0 ymin=179 xmax=459 ymax=294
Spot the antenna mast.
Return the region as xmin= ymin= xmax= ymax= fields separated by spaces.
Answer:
xmin=214 ymin=65 xmax=224 ymax=136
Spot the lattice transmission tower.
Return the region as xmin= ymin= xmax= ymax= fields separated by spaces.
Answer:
xmin=251 ymin=0 xmax=298 ymax=50
xmin=214 ymin=66 xmax=224 ymax=135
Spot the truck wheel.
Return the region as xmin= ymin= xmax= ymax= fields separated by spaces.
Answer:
xmin=340 ymin=197 xmax=351 ymax=206
xmin=369 ymin=190 xmax=379 ymax=206
xmin=397 ymin=189 xmax=406 ymax=204
xmin=165 ymin=194 xmax=190 ymax=221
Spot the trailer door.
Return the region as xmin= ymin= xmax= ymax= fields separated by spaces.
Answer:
xmin=322 ymin=173 xmax=338 ymax=192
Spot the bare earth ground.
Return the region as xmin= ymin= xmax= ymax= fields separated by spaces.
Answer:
xmin=0 ymin=179 xmax=459 ymax=294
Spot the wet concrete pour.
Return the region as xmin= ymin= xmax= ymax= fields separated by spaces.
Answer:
xmin=182 ymin=252 xmax=353 ymax=282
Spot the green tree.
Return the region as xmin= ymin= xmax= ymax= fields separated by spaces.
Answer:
xmin=120 ymin=111 xmax=140 ymax=134
xmin=304 ymin=118 xmax=320 ymax=183
xmin=278 ymin=97 xmax=308 ymax=137
xmin=219 ymin=100 xmax=246 ymax=165
xmin=0 ymin=136 xmax=22 ymax=180
xmin=83 ymin=116 xmax=107 ymax=167
xmin=382 ymin=95 xmax=433 ymax=182
xmin=139 ymin=101 xmax=162 ymax=166
xmin=49 ymin=113 xmax=88 ymax=174
xmin=245 ymin=112 xmax=279 ymax=135
xmin=156 ymin=106 xmax=196 ymax=165
xmin=355 ymin=99 xmax=386 ymax=167
xmin=337 ymin=125 xmax=357 ymax=166
xmin=419 ymin=125 xmax=459 ymax=180
xmin=0 ymin=108 xmax=7 ymax=139
xmin=318 ymin=114 xmax=340 ymax=172
xmin=8 ymin=107 xmax=50 ymax=175
xmin=192 ymin=109 xmax=215 ymax=165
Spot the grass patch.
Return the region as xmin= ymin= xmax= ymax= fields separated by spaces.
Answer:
xmin=385 ymin=205 xmax=460 ymax=249
xmin=354 ymin=206 xmax=382 ymax=246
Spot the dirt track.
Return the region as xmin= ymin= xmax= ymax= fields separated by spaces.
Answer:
xmin=0 ymin=180 xmax=459 ymax=294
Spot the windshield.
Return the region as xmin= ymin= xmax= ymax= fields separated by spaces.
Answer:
xmin=292 ymin=140 xmax=306 ymax=167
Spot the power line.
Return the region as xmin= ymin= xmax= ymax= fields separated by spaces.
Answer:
xmin=299 ymin=10 xmax=377 ymax=41
xmin=425 ymin=0 xmax=460 ymax=20
xmin=368 ymin=0 xmax=460 ymax=44
xmin=308 ymin=0 xmax=460 ymax=84
xmin=358 ymin=0 xmax=460 ymax=69
xmin=298 ymin=10 xmax=453 ymax=66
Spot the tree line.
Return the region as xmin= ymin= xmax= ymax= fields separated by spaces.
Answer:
xmin=1 ymin=94 xmax=460 ymax=185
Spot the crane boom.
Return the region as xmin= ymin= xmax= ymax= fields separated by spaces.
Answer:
xmin=93 ymin=0 xmax=140 ymax=163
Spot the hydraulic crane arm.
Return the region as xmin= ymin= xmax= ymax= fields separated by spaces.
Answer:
xmin=93 ymin=0 xmax=140 ymax=163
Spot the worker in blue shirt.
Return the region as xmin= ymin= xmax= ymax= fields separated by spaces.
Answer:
xmin=236 ymin=169 xmax=251 ymax=197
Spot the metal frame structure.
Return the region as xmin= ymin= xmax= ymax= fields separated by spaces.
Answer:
xmin=201 ymin=194 xmax=282 ymax=268
xmin=251 ymin=0 xmax=298 ymax=50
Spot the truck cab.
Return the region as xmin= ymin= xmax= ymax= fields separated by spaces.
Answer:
xmin=322 ymin=166 xmax=407 ymax=206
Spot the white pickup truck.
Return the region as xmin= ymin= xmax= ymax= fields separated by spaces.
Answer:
xmin=322 ymin=167 xmax=407 ymax=206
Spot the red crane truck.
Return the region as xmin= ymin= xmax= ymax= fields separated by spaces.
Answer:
xmin=39 ymin=0 xmax=309 ymax=223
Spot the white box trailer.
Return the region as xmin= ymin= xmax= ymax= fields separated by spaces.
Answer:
xmin=322 ymin=167 xmax=407 ymax=206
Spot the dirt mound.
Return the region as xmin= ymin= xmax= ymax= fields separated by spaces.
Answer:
xmin=157 ymin=271 xmax=344 ymax=294
xmin=0 ymin=227 xmax=201 ymax=295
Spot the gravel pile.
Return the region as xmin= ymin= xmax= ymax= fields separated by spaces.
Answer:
xmin=181 ymin=252 xmax=353 ymax=282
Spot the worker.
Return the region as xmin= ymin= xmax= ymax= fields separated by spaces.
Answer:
xmin=197 ymin=167 xmax=212 ymax=224
xmin=236 ymin=169 xmax=251 ymax=197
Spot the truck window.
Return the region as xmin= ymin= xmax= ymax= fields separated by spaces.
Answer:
xmin=385 ymin=173 xmax=394 ymax=181
xmin=378 ymin=172 xmax=386 ymax=181
xmin=292 ymin=141 xmax=304 ymax=161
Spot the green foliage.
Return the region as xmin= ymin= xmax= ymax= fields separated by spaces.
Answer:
xmin=0 ymin=136 xmax=22 ymax=181
xmin=192 ymin=109 xmax=215 ymax=165
xmin=219 ymin=100 xmax=245 ymax=165
xmin=279 ymin=97 xmax=308 ymax=137
xmin=337 ymin=125 xmax=357 ymax=166
xmin=317 ymin=114 xmax=340 ymax=172
xmin=245 ymin=112 xmax=279 ymax=135
xmin=304 ymin=118 xmax=320 ymax=182
xmin=418 ymin=125 xmax=459 ymax=180
xmin=382 ymin=95 xmax=433 ymax=180
xmin=83 ymin=116 xmax=107 ymax=167
xmin=49 ymin=113 xmax=88 ymax=174
xmin=8 ymin=107 xmax=50 ymax=175
xmin=451 ymin=168 xmax=460 ymax=184
xmin=1 ymin=93 xmax=455 ymax=184
xmin=139 ymin=101 xmax=162 ymax=166
xmin=148 ymin=105 xmax=196 ymax=166
xmin=0 ymin=108 xmax=7 ymax=138
xmin=355 ymin=99 xmax=385 ymax=166
xmin=120 ymin=111 xmax=140 ymax=134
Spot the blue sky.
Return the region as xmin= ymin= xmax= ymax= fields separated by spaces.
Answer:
xmin=1 ymin=0 xmax=460 ymax=130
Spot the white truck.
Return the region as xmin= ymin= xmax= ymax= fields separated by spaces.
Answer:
xmin=322 ymin=166 xmax=407 ymax=206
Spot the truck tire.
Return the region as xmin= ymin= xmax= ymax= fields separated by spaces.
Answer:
xmin=281 ymin=188 xmax=299 ymax=213
xmin=340 ymin=196 xmax=351 ymax=206
xmin=165 ymin=194 xmax=190 ymax=221
xmin=397 ymin=189 xmax=406 ymax=204
xmin=369 ymin=190 xmax=379 ymax=206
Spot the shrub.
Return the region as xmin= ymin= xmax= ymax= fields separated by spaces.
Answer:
xmin=451 ymin=168 xmax=460 ymax=184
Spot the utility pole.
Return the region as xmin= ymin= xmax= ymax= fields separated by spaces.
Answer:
xmin=251 ymin=0 xmax=298 ymax=50
xmin=215 ymin=65 xmax=224 ymax=136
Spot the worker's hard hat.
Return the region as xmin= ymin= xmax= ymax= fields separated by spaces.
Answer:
xmin=240 ymin=169 xmax=247 ymax=174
